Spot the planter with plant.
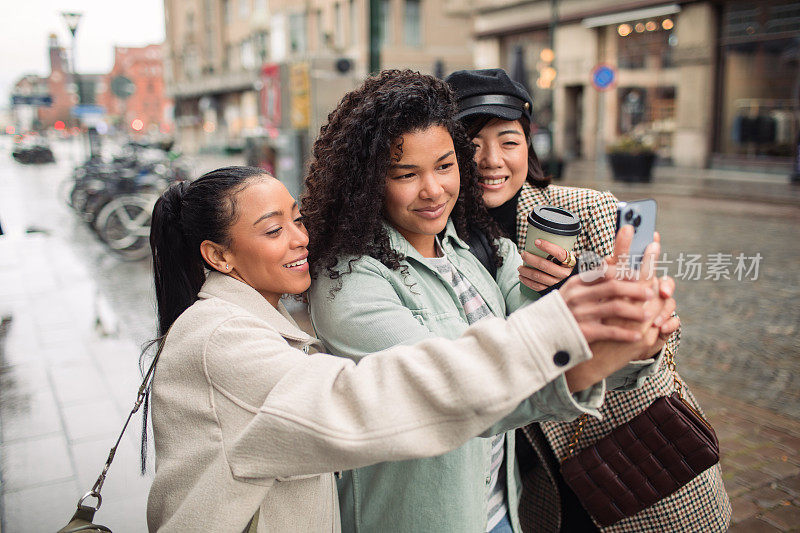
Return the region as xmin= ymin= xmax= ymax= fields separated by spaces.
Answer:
xmin=607 ymin=136 xmax=656 ymax=182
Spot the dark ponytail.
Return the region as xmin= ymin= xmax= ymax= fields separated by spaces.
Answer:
xmin=141 ymin=166 xmax=267 ymax=473
xmin=150 ymin=181 xmax=202 ymax=337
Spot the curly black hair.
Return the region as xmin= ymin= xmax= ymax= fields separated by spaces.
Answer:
xmin=301 ymin=69 xmax=503 ymax=284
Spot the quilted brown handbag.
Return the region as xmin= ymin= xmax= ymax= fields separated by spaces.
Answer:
xmin=559 ymin=347 xmax=720 ymax=527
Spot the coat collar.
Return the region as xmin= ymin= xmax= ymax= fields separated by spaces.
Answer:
xmin=384 ymin=218 xmax=469 ymax=260
xmin=198 ymin=271 xmax=315 ymax=344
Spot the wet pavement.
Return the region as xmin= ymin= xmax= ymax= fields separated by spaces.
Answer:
xmin=0 ymin=138 xmax=798 ymax=531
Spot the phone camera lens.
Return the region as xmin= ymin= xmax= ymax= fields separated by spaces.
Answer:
xmin=633 ymin=214 xmax=641 ymax=227
xmin=625 ymin=210 xmax=634 ymax=222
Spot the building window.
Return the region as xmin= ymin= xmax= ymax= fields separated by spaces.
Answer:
xmin=715 ymin=2 xmax=800 ymax=160
xmin=335 ymin=3 xmax=344 ymax=48
xmin=615 ymin=86 xmax=676 ymax=158
xmin=223 ymin=0 xmax=231 ymax=25
xmin=225 ymin=44 xmax=237 ymax=71
xmin=616 ymin=17 xmax=676 ymax=70
xmin=185 ymin=49 xmax=200 ymax=79
xmin=255 ymin=31 xmax=269 ymax=62
xmin=241 ymin=39 xmax=256 ymax=69
xmin=239 ymin=0 xmax=249 ymax=19
xmin=316 ymin=9 xmax=325 ymax=49
xmin=290 ymin=12 xmax=307 ymax=53
xmin=350 ymin=0 xmax=358 ymax=45
xmin=205 ymin=29 xmax=215 ymax=63
xmin=379 ymin=0 xmax=391 ymax=46
xmin=404 ymin=0 xmax=421 ymax=47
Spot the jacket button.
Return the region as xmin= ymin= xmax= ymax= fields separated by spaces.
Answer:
xmin=553 ymin=350 xmax=570 ymax=367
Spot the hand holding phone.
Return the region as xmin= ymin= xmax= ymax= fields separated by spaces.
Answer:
xmin=615 ymin=199 xmax=657 ymax=270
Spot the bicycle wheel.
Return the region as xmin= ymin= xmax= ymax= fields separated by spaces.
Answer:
xmin=95 ymin=195 xmax=156 ymax=261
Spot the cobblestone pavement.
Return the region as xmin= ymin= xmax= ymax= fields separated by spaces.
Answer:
xmin=0 ymin=138 xmax=798 ymax=530
xmin=693 ymin=388 xmax=800 ymax=531
xmin=627 ymin=195 xmax=800 ymax=420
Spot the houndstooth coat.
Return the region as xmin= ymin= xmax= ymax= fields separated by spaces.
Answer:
xmin=514 ymin=182 xmax=731 ymax=533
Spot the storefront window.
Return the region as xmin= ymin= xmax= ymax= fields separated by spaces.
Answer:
xmin=611 ymin=15 xmax=679 ymax=160
xmin=716 ymin=1 xmax=800 ymax=161
xmin=617 ymin=86 xmax=676 ymax=159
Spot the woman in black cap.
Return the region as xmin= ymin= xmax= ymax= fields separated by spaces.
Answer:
xmin=446 ymin=68 xmax=731 ymax=532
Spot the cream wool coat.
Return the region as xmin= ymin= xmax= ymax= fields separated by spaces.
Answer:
xmin=146 ymin=271 xmax=597 ymax=532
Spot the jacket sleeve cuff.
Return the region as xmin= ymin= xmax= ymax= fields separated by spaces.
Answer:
xmin=550 ymin=373 xmax=606 ymax=420
xmin=506 ymin=291 xmax=594 ymax=387
xmin=605 ymin=346 xmax=666 ymax=390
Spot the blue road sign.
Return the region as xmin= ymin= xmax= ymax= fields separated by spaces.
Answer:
xmin=71 ymin=104 xmax=106 ymax=117
xmin=11 ymin=95 xmax=53 ymax=106
xmin=591 ymin=64 xmax=616 ymax=91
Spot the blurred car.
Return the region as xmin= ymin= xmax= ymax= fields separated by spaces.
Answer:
xmin=12 ymin=135 xmax=55 ymax=164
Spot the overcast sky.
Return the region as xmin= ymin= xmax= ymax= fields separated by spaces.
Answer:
xmin=1 ymin=0 xmax=166 ymax=104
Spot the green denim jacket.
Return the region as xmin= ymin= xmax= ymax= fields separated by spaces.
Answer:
xmin=308 ymin=220 xmax=657 ymax=533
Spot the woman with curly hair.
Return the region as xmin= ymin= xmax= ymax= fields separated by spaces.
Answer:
xmin=303 ymin=70 xmax=676 ymax=533
xmin=446 ymin=67 xmax=730 ymax=532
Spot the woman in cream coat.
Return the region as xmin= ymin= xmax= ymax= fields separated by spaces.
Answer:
xmin=146 ymin=166 xmax=667 ymax=532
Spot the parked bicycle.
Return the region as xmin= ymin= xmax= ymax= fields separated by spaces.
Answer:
xmin=62 ymin=140 xmax=191 ymax=261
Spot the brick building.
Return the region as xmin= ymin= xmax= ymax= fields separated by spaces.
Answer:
xmin=35 ymin=34 xmax=74 ymax=129
xmin=99 ymin=44 xmax=173 ymax=134
xmin=12 ymin=34 xmax=106 ymax=131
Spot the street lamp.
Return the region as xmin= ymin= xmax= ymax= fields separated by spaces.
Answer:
xmin=61 ymin=11 xmax=82 ymax=111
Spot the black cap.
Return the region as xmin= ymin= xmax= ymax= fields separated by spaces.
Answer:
xmin=445 ymin=68 xmax=533 ymax=122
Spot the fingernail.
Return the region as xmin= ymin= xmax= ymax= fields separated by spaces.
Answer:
xmin=535 ymin=239 xmax=542 ymax=246
xmin=646 ymin=288 xmax=655 ymax=298
xmin=654 ymin=315 xmax=664 ymax=327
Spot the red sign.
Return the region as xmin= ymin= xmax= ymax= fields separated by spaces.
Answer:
xmin=261 ymin=64 xmax=281 ymax=127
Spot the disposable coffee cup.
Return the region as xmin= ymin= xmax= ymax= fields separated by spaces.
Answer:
xmin=521 ymin=205 xmax=581 ymax=299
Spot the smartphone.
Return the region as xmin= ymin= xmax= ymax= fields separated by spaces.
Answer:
xmin=615 ymin=199 xmax=657 ymax=270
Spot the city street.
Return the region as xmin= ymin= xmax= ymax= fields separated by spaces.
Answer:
xmin=0 ymin=137 xmax=798 ymax=531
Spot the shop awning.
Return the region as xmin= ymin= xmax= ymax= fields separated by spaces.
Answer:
xmin=582 ymin=4 xmax=681 ymax=28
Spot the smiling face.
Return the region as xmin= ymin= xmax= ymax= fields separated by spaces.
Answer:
xmin=471 ymin=118 xmax=529 ymax=208
xmin=214 ymin=178 xmax=310 ymax=308
xmin=382 ymin=125 xmax=460 ymax=257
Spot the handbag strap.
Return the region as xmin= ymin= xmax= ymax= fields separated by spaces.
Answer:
xmin=562 ymin=345 xmax=681 ymax=461
xmin=73 ymin=332 xmax=169 ymax=513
